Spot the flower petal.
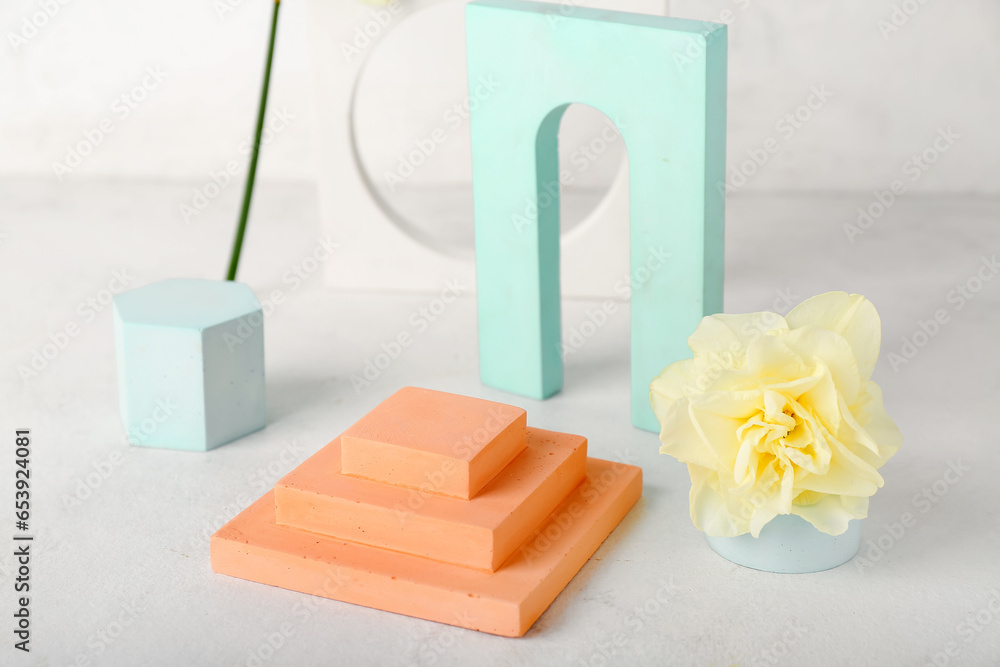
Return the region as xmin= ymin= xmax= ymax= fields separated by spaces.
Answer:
xmin=796 ymin=365 xmax=842 ymax=434
xmin=687 ymin=312 xmax=788 ymax=366
xmin=851 ymin=381 xmax=904 ymax=460
xmin=688 ymin=403 xmax=744 ymax=471
xmin=745 ymin=333 xmax=808 ymax=384
xmin=748 ymin=493 xmax=784 ymax=538
xmin=795 ymin=434 xmax=884 ymax=496
xmin=782 ymin=325 xmax=862 ymax=405
xmin=791 ymin=494 xmax=868 ymax=535
xmin=689 ymin=385 xmax=762 ymax=419
xmin=656 ymin=399 xmax=724 ymax=470
xmin=689 ymin=465 xmax=744 ymax=537
xmin=837 ymin=392 xmax=880 ymax=455
xmin=649 ymin=358 xmax=703 ymax=407
xmin=786 ymin=291 xmax=881 ymax=382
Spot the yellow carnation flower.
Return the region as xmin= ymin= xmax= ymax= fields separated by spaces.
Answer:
xmin=649 ymin=291 xmax=902 ymax=538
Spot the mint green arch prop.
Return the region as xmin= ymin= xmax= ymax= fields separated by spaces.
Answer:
xmin=467 ymin=0 xmax=727 ymax=432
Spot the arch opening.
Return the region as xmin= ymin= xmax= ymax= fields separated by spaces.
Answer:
xmin=534 ymin=104 xmax=632 ymax=381
xmin=350 ymin=1 xmax=625 ymax=259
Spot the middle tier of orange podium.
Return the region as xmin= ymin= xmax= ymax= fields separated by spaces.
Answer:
xmin=276 ymin=427 xmax=588 ymax=571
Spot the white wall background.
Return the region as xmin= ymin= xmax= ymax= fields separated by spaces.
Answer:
xmin=0 ymin=0 xmax=318 ymax=184
xmin=1 ymin=0 xmax=997 ymax=194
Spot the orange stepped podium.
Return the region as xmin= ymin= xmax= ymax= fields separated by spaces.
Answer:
xmin=211 ymin=387 xmax=643 ymax=637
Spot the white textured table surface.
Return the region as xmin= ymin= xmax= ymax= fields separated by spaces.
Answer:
xmin=1 ymin=178 xmax=998 ymax=667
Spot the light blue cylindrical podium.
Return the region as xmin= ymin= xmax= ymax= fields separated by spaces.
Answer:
xmin=705 ymin=514 xmax=862 ymax=574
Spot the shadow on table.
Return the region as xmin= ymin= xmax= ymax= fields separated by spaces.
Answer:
xmin=265 ymin=373 xmax=340 ymax=425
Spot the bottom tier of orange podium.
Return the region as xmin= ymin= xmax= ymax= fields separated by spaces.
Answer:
xmin=211 ymin=458 xmax=642 ymax=637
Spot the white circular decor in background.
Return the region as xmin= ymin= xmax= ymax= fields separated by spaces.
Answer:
xmin=308 ymin=0 xmax=664 ymax=295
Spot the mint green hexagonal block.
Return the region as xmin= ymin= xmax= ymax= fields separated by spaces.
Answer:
xmin=113 ymin=278 xmax=266 ymax=451
xmin=467 ymin=0 xmax=727 ymax=432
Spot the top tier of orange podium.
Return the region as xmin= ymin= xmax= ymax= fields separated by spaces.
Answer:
xmin=340 ymin=386 xmax=528 ymax=500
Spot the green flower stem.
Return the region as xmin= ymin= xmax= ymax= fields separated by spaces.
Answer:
xmin=226 ymin=0 xmax=281 ymax=282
